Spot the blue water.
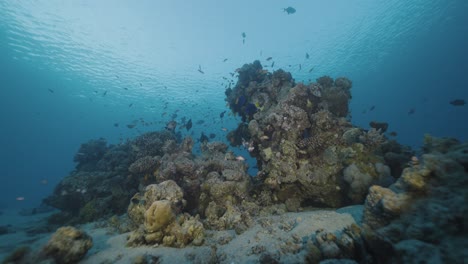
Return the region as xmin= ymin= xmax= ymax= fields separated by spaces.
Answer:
xmin=0 ymin=0 xmax=467 ymax=209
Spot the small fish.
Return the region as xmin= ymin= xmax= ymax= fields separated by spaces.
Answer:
xmin=165 ymin=120 xmax=177 ymax=132
xmin=209 ymin=133 xmax=216 ymax=139
xmin=260 ymin=135 xmax=269 ymax=141
xmin=271 ymin=61 xmax=275 ymax=67
xmin=16 ymin=197 xmax=25 ymax=201
xmin=221 ymin=127 xmax=228 ymax=132
xmin=243 ymin=39 xmax=245 ymax=44
xmin=299 ymin=64 xmax=302 ymax=71
xmin=242 ymin=32 xmax=246 ymax=38
xmin=199 ymin=132 xmax=209 ymax=143
xmin=198 ymin=65 xmax=205 ymax=74
xmin=449 ymin=99 xmax=466 ymax=106
xmin=408 ymin=108 xmax=415 ymax=115
xmin=305 ymin=53 xmax=310 ymax=59
xmin=266 ymin=57 xmax=273 ymax=61
xmin=114 ymin=123 xmax=119 ymax=127
xmin=40 ymin=179 xmax=48 ymax=185
xmin=127 ymin=124 xmax=136 ymax=129
xmin=124 ymin=87 xmax=128 ymax=90
xmin=235 ymin=156 xmax=246 ymax=161
xmin=308 ymin=67 xmax=314 ymax=73
xmin=283 ymin=6 xmax=296 ymax=14
xmin=128 ymin=103 xmax=133 ymax=107
xmin=369 ymin=105 xmax=375 ymax=111
xmin=223 ymin=58 xmax=228 ymax=62
xmin=186 ymin=119 xmax=192 ymax=131
xmin=248 ymin=146 xmax=255 ymax=152
xmin=139 ymin=83 xmax=142 ymax=87
xmin=48 ymin=89 xmax=54 ymax=93
xmin=103 ymin=91 xmax=108 ymax=96
xmin=220 ymin=111 xmax=226 ymax=118
xmin=389 ymin=131 xmax=398 ymax=137
xmin=196 ymin=120 xmax=205 ymax=125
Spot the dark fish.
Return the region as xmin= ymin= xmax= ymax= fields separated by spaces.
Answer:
xmin=198 ymin=65 xmax=204 ymax=74
xmin=266 ymin=57 xmax=272 ymax=61
xmin=114 ymin=123 xmax=119 ymax=127
xmin=139 ymin=83 xmax=142 ymax=87
xmin=369 ymin=105 xmax=375 ymax=111
xmin=236 ymin=95 xmax=247 ymax=106
xmin=308 ymin=67 xmax=314 ymax=73
xmin=128 ymin=103 xmax=133 ymax=107
xmin=186 ymin=119 xmax=192 ymax=131
xmin=103 ymin=91 xmax=108 ymax=96
xmin=245 ymin=103 xmax=257 ymax=115
xmin=127 ymin=124 xmax=136 ymax=129
xmin=271 ymin=61 xmax=275 ymax=67
xmin=124 ymin=87 xmax=128 ymax=90
xmin=283 ymin=6 xmax=296 ymax=14
xmin=165 ymin=120 xmax=177 ymax=132
xmin=408 ymin=108 xmax=415 ymax=115
xmin=209 ymin=133 xmax=216 ymax=139
xmin=171 ymin=113 xmax=178 ymax=119
xmin=199 ymin=132 xmax=209 ymax=143
xmin=389 ymin=131 xmax=398 ymax=137
xmin=450 ymin=99 xmax=466 ymax=106
xmin=48 ymin=89 xmax=54 ymax=93
xmin=299 ymin=64 xmax=302 ymax=71
xmin=305 ymin=53 xmax=310 ymax=59
xmin=242 ymin=32 xmax=246 ymax=38
xmin=369 ymin=121 xmax=388 ymax=133
xmin=220 ymin=111 xmax=226 ymax=118
xmin=196 ymin=120 xmax=205 ymax=125
xmin=223 ymin=58 xmax=228 ymax=62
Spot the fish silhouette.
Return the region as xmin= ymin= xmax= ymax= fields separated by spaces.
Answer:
xmin=283 ymin=6 xmax=296 ymax=14
xmin=450 ymin=99 xmax=466 ymax=106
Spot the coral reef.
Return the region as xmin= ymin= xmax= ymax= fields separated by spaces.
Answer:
xmin=126 ymin=180 xmax=205 ymax=248
xmin=43 ymin=131 xmax=177 ymax=224
xmin=41 ymin=226 xmax=93 ymax=263
xmin=225 ymin=61 xmax=408 ymax=208
xmin=44 ymin=61 xmax=464 ymax=263
xmin=360 ymin=136 xmax=468 ymax=263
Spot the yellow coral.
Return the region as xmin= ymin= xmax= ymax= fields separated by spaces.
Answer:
xmin=144 ymin=200 xmax=175 ymax=233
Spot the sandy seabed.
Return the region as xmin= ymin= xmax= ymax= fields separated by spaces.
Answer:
xmin=0 ymin=205 xmax=362 ymax=263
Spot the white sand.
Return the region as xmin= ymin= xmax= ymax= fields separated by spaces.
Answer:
xmin=0 ymin=205 xmax=363 ymax=263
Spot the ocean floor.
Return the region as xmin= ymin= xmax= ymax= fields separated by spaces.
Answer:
xmin=0 ymin=205 xmax=363 ymax=263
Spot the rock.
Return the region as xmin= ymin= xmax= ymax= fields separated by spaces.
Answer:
xmin=41 ymin=226 xmax=92 ymax=263
xmin=144 ymin=200 xmax=175 ymax=233
xmin=394 ymin=239 xmax=442 ymax=264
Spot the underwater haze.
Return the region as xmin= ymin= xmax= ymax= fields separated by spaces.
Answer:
xmin=0 ymin=0 xmax=467 ymax=212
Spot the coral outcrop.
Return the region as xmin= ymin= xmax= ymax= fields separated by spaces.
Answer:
xmin=361 ymin=136 xmax=468 ymax=263
xmin=41 ymin=226 xmax=93 ymax=263
xmin=126 ymin=180 xmax=204 ymax=248
xmin=225 ymin=61 xmax=407 ymax=209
